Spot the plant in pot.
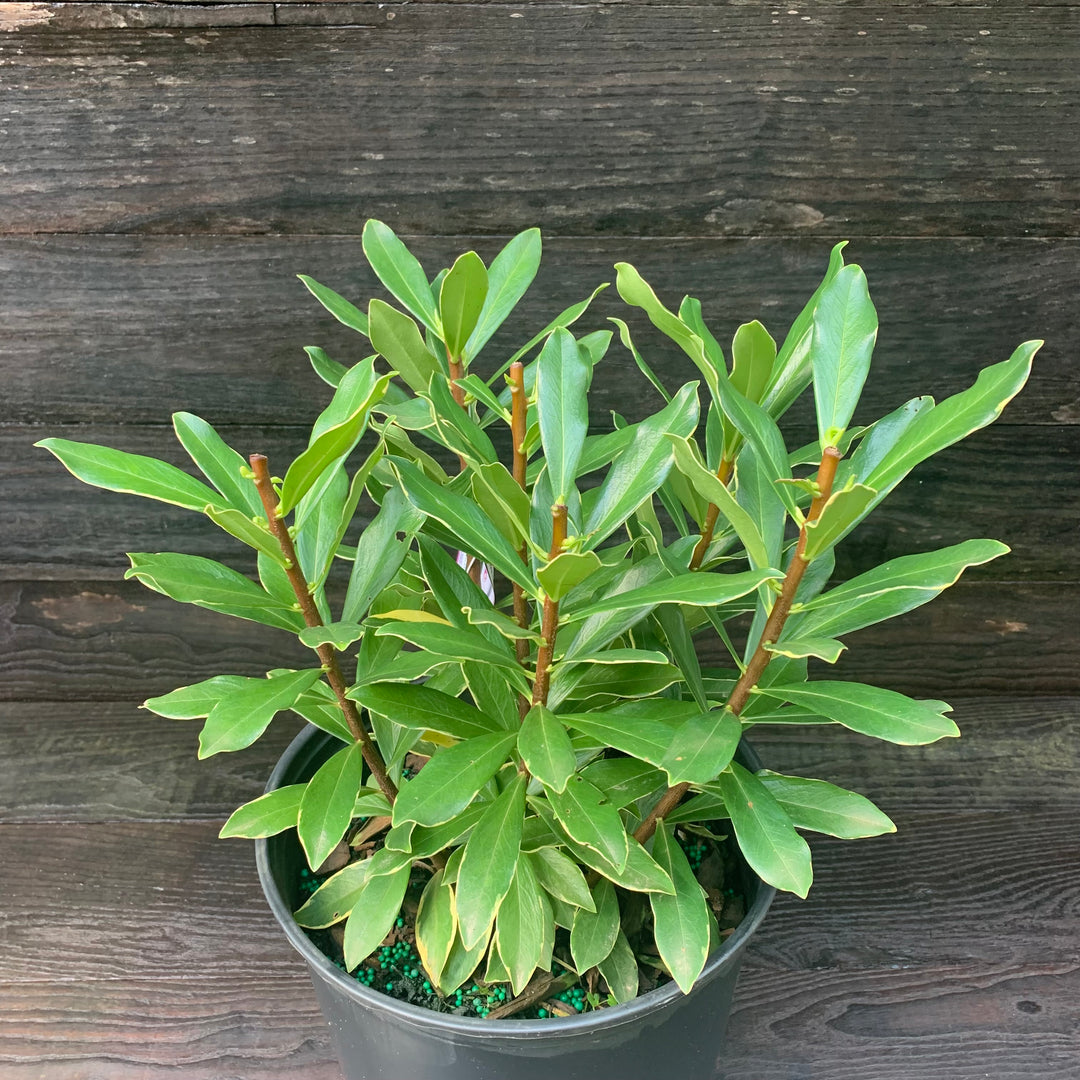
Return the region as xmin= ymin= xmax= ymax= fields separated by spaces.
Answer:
xmin=37 ymin=221 xmax=1040 ymax=1080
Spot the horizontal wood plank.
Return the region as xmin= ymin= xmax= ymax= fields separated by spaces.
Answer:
xmin=1 ymin=6 xmax=1078 ymax=236
xmin=9 ymin=422 xmax=1075 ymax=580
xmin=0 ymin=2 xmax=274 ymax=29
xmin=2 ymin=697 xmax=1075 ymax=822
xmin=2 ymin=579 xmax=1076 ymax=701
xmin=1 ymin=236 xmax=1070 ymax=427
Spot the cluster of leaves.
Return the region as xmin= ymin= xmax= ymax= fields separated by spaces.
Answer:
xmin=37 ymin=221 xmax=1040 ymax=1006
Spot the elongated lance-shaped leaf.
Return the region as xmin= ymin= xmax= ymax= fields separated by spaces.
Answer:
xmin=368 ymin=298 xmax=441 ymax=394
xmin=730 ymin=320 xmax=777 ymax=406
xmin=649 ymin=823 xmax=711 ymax=993
xmin=544 ymin=775 xmax=629 ymax=872
xmin=425 ymin=373 xmax=498 ymax=464
xmin=660 ymin=706 xmax=742 ymax=786
xmin=306 ymin=345 xmax=349 ymax=388
xmin=599 ymin=931 xmax=640 ymax=1004
xmin=362 ymin=219 xmax=442 ymax=335
xmin=518 ymin=706 xmax=577 ymax=793
xmin=584 ymin=382 xmax=700 ymax=548
xmin=609 ymin=316 xmax=671 ymax=403
xmin=125 ymin=553 xmax=305 ymax=632
xmin=392 ymin=732 xmax=518 ymax=827
xmin=197 ymin=669 xmax=323 ymax=758
xmin=764 ymin=636 xmax=846 ymax=664
xmin=298 ymin=274 xmax=369 ymax=336
xmin=465 ymin=228 xmax=542 ymax=359
xmin=762 ymin=241 xmax=847 ymax=418
xmin=580 ymin=757 xmax=667 ymax=810
xmin=415 ymin=870 xmax=456 ymax=987
xmin=495 ymin=855 xmax=546 ymax=995
xmin=220 ymin=784 xmax=306 ymax=839
xmin=343 ymin=860 xmax=413 ymax=970
xmin=536 ymin=550 xmax=603 ymax=603
xmin=716 ymin=761 xmax=813 ymax=897
xmin=792 ymin=538 xmax=1010 ymax=639
xmin=801 ymin=481 xmax=878 ymax=560
xmin=172 ymin=412 xmax=263 ymax=516
xmin=36 ymin=438 xmax=228 ymax=514
xmin=440 ymin=250 xmax=488 ymax=360
xmin=390 ymin=458 xmax=537 ymax=594
xmin=756 ymin=770 xmax=896 ymax=838
xmin=298 ymin=742 xmax=364 ymax=870
xmin=810 ymin=263 xmax=878 ymax=449
xmin=455 ymin=774 xmax=525 ymax=948
xmin=570 ymin=878 xmax=620 ymax=973
xmin=143 ymin=674 xmax=253 ymax=719
xmin=350 ymin=681 xmax=503 ymax=741
xmin=756 ymin=681 xmax=959 ymax=745
xmin=204 ymin=504 xmax=289 ymax=566
xmin=294 ymin=861 xmax=371 ymax=929
xmin=294 ymin=463 xmax=349 ymax=586
xmin=527 ymin=846 xmax=596 ymax=911
xmin=844 ymin=395 xmax=933 ymax=483
xmin=536 ymin=327 xmax=592 ymax=504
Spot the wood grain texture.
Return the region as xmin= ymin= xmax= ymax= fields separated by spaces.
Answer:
xmin=1 ymin=5 xmax=1077 ymax=236
xmin=9 ymin=422 xmax=1075 ymax=580
xmin=1 ymin=235 xmax=1070 ymax=427
xmin=2 ymin=697 xmax=1076 ymax=823
xmin=0 ymin=2 xmax=274 ymax=29
xmin=3 ymin=579 xmax=1077 ymax=701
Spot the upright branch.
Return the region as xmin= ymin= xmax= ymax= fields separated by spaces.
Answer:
xmin=635 ymin=445 xmax=843 ymax=844
xmin=531 ymin=503 xmax=568 ymax=707
xmin=508 ymin=361 xmax=531 ymax=670
xmin=688 ymin=456 xmax=733 ymax=571
xmin=248 ymin=454 xmax=398 ymax=804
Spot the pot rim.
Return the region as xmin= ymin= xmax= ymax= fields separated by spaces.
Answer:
xmin=256 ymin=723 xmax=775 ymax=1041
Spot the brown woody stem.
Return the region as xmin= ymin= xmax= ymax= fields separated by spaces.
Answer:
xmin=531 ymin=503 xmax=568 ymax=707
xmin=248 ymin=454 xmax=398 ymax=804
xmin=634 ymin=445 xmax=843 ymax=845
xmin=483 ymin=971 xmax=578 ymax=1020
xmin=688 ymin=457 xmax=733 ymax=571
xmin=508 ymin=362 xmax=532 ymax=717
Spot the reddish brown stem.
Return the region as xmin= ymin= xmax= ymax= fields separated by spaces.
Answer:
xmin=248 ymin=454 xmax=398 ymax=804
xmin=530 ymin=504 xmax=568 ymax=707
xmin=688 ymin=457 xmax=733 ymax=571
xmin=634 ymin=446 xmax=843 ymax=845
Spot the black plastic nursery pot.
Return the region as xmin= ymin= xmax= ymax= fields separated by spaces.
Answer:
xmin=256 ymin=725 xmax=776 ymax=1080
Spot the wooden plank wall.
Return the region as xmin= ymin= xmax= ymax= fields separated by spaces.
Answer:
xmin=1 ymin=3 xmax=1078 ymax=1077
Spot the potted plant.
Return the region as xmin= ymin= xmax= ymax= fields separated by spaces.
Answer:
xmin=37 ymin=222 xmax=1040 ymax=1080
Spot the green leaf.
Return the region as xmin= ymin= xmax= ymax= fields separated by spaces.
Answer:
xmin=765 ymin=636 xmax=846 ymax=664
xmin=609 ymin=316 xmax=671 ymax=403
xmin=406 ymin=805 xmax=487 ymax=859
xmin=390 ymin=459 xmax=536 ymax=594
xmin=649 ymin=823 xmax=711 ymax=993
xmin=580 ymin=757 xmax=666 ymax=810
xmin=518 ymin=707 xmax=577 ymax=794
xmin=294 ymin=860 xmax=370 ymax=928
xmin=544 ymin=775 xmax=629 ymax=872
xmin=353 ymin=789 xmax=393 ymax=818
xmin=440 ymin=250 xmax=488 ymax=359
xmin=561 ymin=709 xmax=674 ymax=770
xmin=143 ymin=674 xmax=252 ymax=719
xmin=342 ymin=487 xmax=422 ymax=623
xmin=298 ymin=621 xmax=364 ymax=652
xmin=37 ymin=438 xmax=227 ymax=514
xmin=730 ymin=320 xmax=777 ymax=405
xmin=362 ymin=219 xmax=442 ymax=335
xmin=584 ymin=383 xmax=700 ymax=547
xmin=537 ymin=550 xmax=602 ymax=603
xmin=125 ymin=553 xmax=305 ymax=632
xmin=278 ymin=361 xmax=392 ymax=515
xmin=306 ymin=345 xmax=350 ymax=388
xmin=391 ymin=732 xmax=518 ymax=827
xmin=668 ymin=437 xmax=770 ymax=570
xmin=810 ymin=263 xmax=878 ymax=448
xmin=295 ymin=460 xmax=358 ymax=590
xmin=196 ymin=669 xmax=323 ymax=758
xmin=536 ymin=327 xmax=592 ymax=503
xmin=425 ymin=373 xmax=498 ymax=464
xmin=457 ymin=373 xmax=512 ymax=422
xmin=291 ymin=683 xmax=355 ymax=743
xmin=794 ymin=539 xmax=1010 ymax=639
xmin=756 ymin=681 xmax=960 ymax=745
xmin=456 ymin=774 xmax=525 ymax=948
xmin=598 ymin=930 xmax=639 ymax=1004
xmin=298 ymin=274 xmax=369 ymax=335
xmin=555 ymin=662 xmax=683 ymax=706
xmin=756 ymin=770 xmax=896 ymax=838
xmin=715 ymin=761 xmax=813 ymax=897
xmin=172 ymin=412 xmax=263 ymax=516
xmin=297 ymin=742 xmax=364 ymax=870
xmin=343 ymin=859 xmax=412 ymax=969
xmin=350 ymin=682 xmax=502 ymax=741
xmin=415 ymin=870 xmax=456 ymax=985
xmin=368 ymin=298 xmax=441 ymax=395
xmin=204 ymin=505 xmax=288 ymax=566
xmin=566 ymin=568 xmax=781 ymax=622
xmin=527 ymin=847 xmax=596 ymax=912
xmin=659 ymin=707 xmax=741 ymax=786
xmin=846 ymin=395 xmax=933 ymax=482
xmin=438 ymin=921 xmax=491 ymax=996
xmin=219 ymin=784 xmax=306 ymax=839
xmin=801 ymin=482 xmax=877 ymax=560
xmin=465 ymin=228 xmax=542 ymax=359
xmin=570 ymin=878 xmax=620 ymax=972
xmin=863 ymin=341 xmax=1040 ymax=505
xmin=495 ymin=854 xmax=546 ymax=995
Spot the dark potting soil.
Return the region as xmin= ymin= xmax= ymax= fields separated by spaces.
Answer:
xmin=297 ymin=821 xmax=748 ymax=1021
